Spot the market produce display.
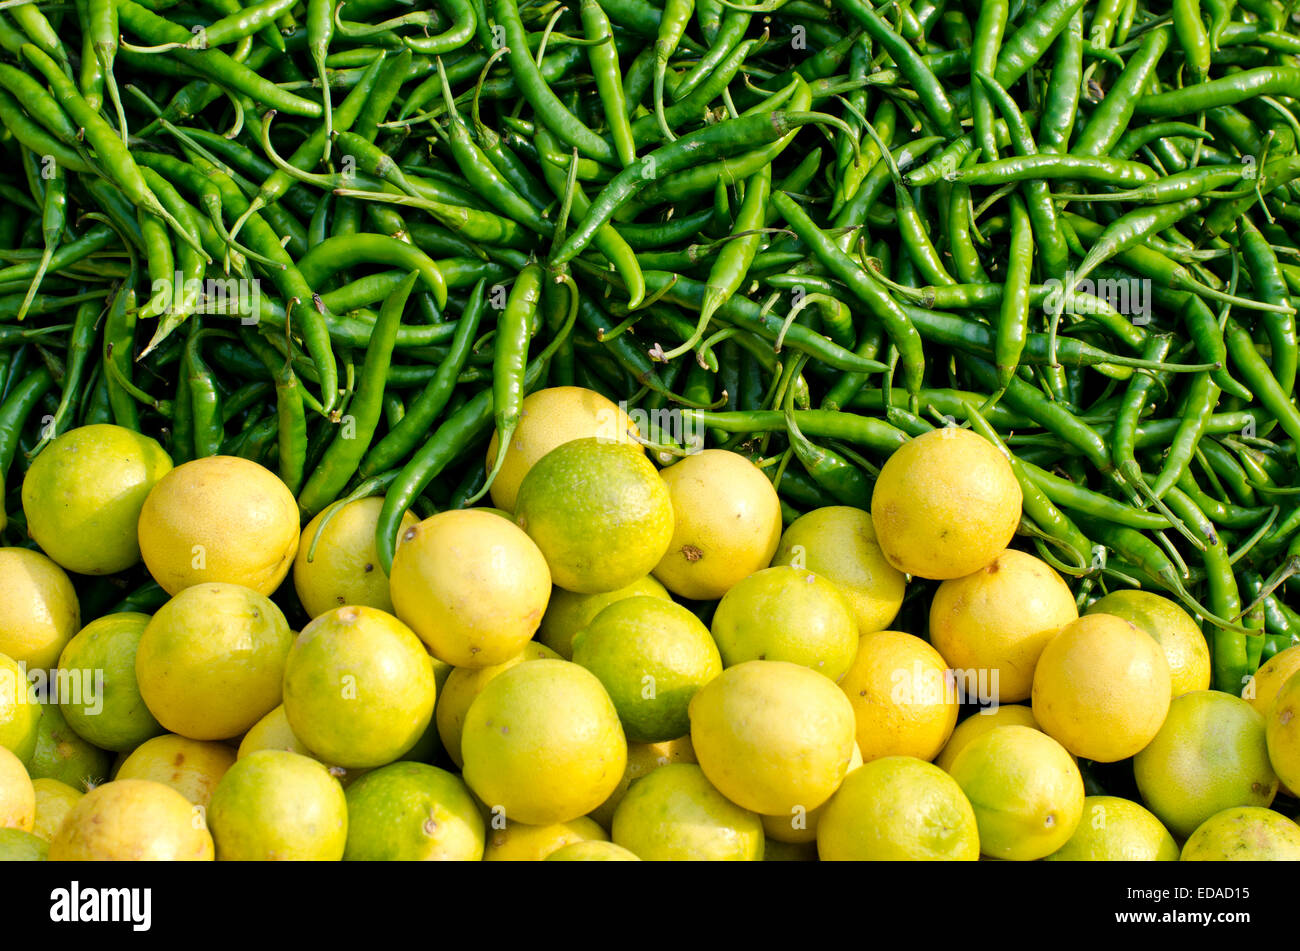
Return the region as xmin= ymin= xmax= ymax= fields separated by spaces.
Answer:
xmin=0 ymin=0 xmax=1299 ymax=862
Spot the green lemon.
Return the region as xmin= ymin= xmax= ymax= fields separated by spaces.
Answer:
xmin=572 ymin=596 xmax=722 ymax=743
xmin=709 ymin=566 xmax=858 ymax=680
xmin=1180 ymin=806 xmax=1300 ymax=860
xmin=283 ymin=605 xmax=436 ymax=769
xmin=27 ymin=702 xmax=111 ymax=791
xmin=817 ymin=756 xmax=979 ymax=861
xmin=343 ymin=761 xmax=485 ymax=861
xmin=537 ymin=575 xmax=672 ymax=659
xmin=22 ymin=424 xmax=173 ymax=575
xmin=611 ymin=763 xmax=764 ymax=861
xmin=1044 ymin=796 xmax=1179 ymax=861
xmin=209 ymin=750 xmax=347 ymax=861
xmin=56 ymin=613 xmax=163 ymax=752
xmin=0 ymin=828 xmax=47 ymax=860
xmin=0 ymin=652 xmax=40 ymax=764
xmin=588 ymin=736 xmax=696 ymax=831
xmin=31 ymin=777 xmax=82 ymax=842
xmin=515 ymin=438 xmax=675 ymax=594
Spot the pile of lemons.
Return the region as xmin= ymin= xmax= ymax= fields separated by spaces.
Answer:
xmin=1 ymin=388 xmax=1299 ymax=861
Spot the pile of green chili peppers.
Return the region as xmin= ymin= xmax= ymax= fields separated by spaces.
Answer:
xmin=0 ymin=0 xmax=1297 ymax=689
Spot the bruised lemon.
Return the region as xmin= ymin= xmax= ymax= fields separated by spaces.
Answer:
xmin=22 ymin=424 xmax=172 ymax=575
xmin=1181 ymin=806 xmax=1300 ymax=861
xmin=870 ymin=427 xmax=1021 ymax=580
xmin=115 ymin=734 xmax=237 ymax=807
xmin=483 ymin=386 xmax=641 ymax=513
xmin=515 ymin=438 xmax=674 ymax=595
xmin=49 ymin=779 xmax=213 ymax=860
xmin=137 ymin=456 xmax=299 ymax=596
xmin=0 ymin=548 xmax=80 ymax=672
xmin=294 ymin=497 xmax=418 ymax=620
xmin=390 ymin=509 xmax=551 ymax=667
xmin=771 ymin=507 xmax=906 ymax=635
xmin=652 ymin=449 xmax=781 ymax=601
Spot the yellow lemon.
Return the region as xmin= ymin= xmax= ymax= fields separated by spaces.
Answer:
xmin=588 ymin=735 xmax=696 ymax=831
xmin=838 ymin=630 xmax=959 ymax=763
xmin=948 ymin=725 xmax=1085 ymax=861
xmin=27 ymin=702 xmax=111 ymax=791
xmin=1086 ymin=590 xmax=1211 ymax=698
xmin=56 ymin=613 xmax=163 ymax=752
xmin=208 ymin=749 xmax=347 ymax=860
xmin=689 ymin=660 xmax=856 ymax=816
xmin=537 ymin=575 xmax=672 ymax=659
xmin=1044 ymin=796 xmax=1179 ymax=861
xmin=1133 ymin=690 xmax=1277 ymax=839
xmin=1180 ymin=805 xmax=1300 ymax=861
xmin=137 ymin=455 xmax=299 ymax=596
xmin=515 ymin=438 xmax=674 ymax=594
xmin=545 ymin=840 xmax=640 ymax=861
xmin=294 ymin=497 xmax=418 ymax=619
xmin=484 ymin=815 xmax=607 ymax=861
xmin=817 ymin=755 xmax=979 ymax=861
xmin=929 ymin=549 xmax=1078 ymax=703
xmin=49 ymin=779 xmax=213 ymax=860
xmin=136 ymin=584 xmax=293 ymax=741
xmin=461 ymin=659 xmax=626 ymax=825
xmin=870 ymin=426 xmax=1021 ymax=580
xmin=115 ymin=733 xmax=237 ymax=807
xmin=1265 ymin=671 xmax=1300 ymax=793
xmin=0 ymin=548 xmax=80 ymax=672
xmin=22 ymin=424 xmax=172 ymax=575
xmin=709 ymin=566 xmax=858 ymax=681
xmin=0 ymin=651 xmax=40 ymax=764
xmin=389 ymin=509 xmax=551 ymax=667
xmin=30 ymin=777 xmax=81 ymax=842
xmin=0 ymin=745 xmax=34 ymax=831
xmin=935 ymin=704 xmax=1044 ymax=773
xmin=1032 ymin=613 xmax=1171 ymax=762
xmin=483 ymin=386 xmax=641 ymax=513
xmin=611 ymin=763 xmax=764 ymax=861
xmin=283 ymin=605 xmax=437 ymax=769
xmin=235 ymin=704 xmax=367 ymax=788
xmin=652 ymin=449 xmax=781 ymax=601
xmin=761 ymin=743 xmax=863 ymax=845
xmin=343 ymin=761 xmax=485 ymax=861
xmin=1245 ymin=646 xmax=1300 ymax=716
xmin=771 ymin=506 xmax=906 ymax=635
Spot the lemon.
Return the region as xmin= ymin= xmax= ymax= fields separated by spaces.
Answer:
xmin=0 ymin=828 xmax=47 ymax=860
xmin=1133 ymin=690 xmax=1278 ymax=839
xmin=537 ymin=575 xmax=672 ymax=659
xmin=484 ymin=815 xmax=608 ymax=861
xmin=49 ymin=778 xmax=213 ymax=860
xmin=573 ymin=596 xmax=722 ymax=743
xmin=283 ymin=605 xmax=436 ymax=769
xmin=761 ymin=743 xmax=863 ymax=845
xmin=461 ymin=659 xmax=626 ymax=825
xmin=611 ymin=763 xmax=764 ymax=861
xmin=1265 ymin=671 xmax=1300 ymax=792
xmin=0 ymin=652 xmax=40 ymax=764
xmin=515 ymin=438 xmax=674 ymax=594
xmin=56 ymin=612 xmax=162 ymax=752
xmin=935 ymin=704 xmax=1045 ymax=773
xmin=115 ymin=734 xmax=237 ymax=807
xmin=137 ymin=455 xmax=299 ymax=596
xmin=1043 ymin=796 xmax=1179 ymax=861
xmin=0 ymin=745 xmax=34 ymax=831
xmin=545 ymin=840 xmax=640 ymax=861
xmin=870 ymin=426 xmax=1021 ymax=580
xmin=22 ymin=424 xmax=173 ymax=575
xmin=1086 ymin=590 xmax=1211 ymax=698
xmin=709 ymin=566 xmax=858 ymax=681
xmin=1245 ymin=646 xmax=1300 ymax=716
xmin=1032 ymin=613 xmax=1171 ymax=762
xmin=838 ymin=630 xmax=959 ymax=763
xmin=236 ymin=705 xmax=367 ymax=788
xmin=771 ymin=506 xmax=906 ymax=635
xmin=28 ymin=702 xmax=111 ymax=791
xmin=0 ymin=548 xmax=80 ymax=671
xmin=31 ymin=777 xmax=81 ymax=842
xmin=343 ymin=761 xmax=485 ymax=861
xmin=389 ymin=509 xmax=551 ymax=667
xmin=136 ymin=584 xmax=293 ymax=741
xmin=588 ymin=735 xmax=696 ymax=830
xmin=294 ymin=497 xmax=418 ymax=619
xmin=435 ymin=642 xmax=561 ymax=768
xmin=208 ymin=749 xmax=347 ymax=860
xmin=948 ymin=725 xmax=1084 ymax=861
xmin=483 ymin=386 xmax=642 ymax=513
xmin=817 ymin=756 xmax=979 ymax=861
xmin=652 ymin=449 xmax=781 ymax=601
xmin=929 ymin=549 xmax=1078 ymax=703
xmin=1180 ymin=805 xmax=1300 ymax=860
xmin=689 ymin=660 xmax=856 ymax=816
